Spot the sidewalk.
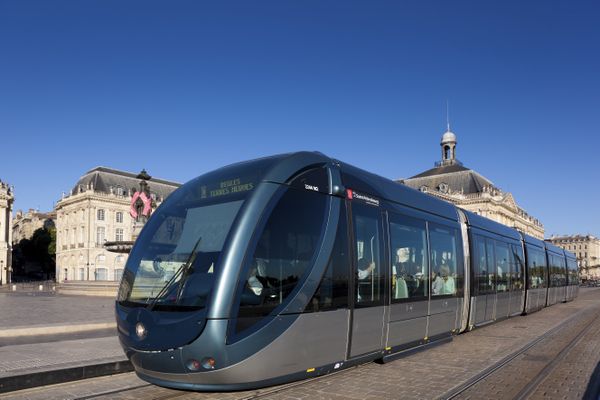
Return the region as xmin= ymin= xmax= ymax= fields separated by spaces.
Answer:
xmin=0 ymin=289 xmax=130 ymax=393
xmin=0 ymin=336 xmax=130 ymax=393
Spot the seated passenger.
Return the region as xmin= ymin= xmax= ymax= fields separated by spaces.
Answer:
xmin=247 ymin=264 xmax=263 ymax=296
xmin=440 ymin=265 xmax=455 ymax=295
xmin=393 ymin=269 xmax=408 ymax=299
xmin=432 ymin=269 xmax=444 ymax=295
xmin=357 ymin=257 xmax=375 ymax=280
xmin=393 ymin=247 xmax=414 ymax=299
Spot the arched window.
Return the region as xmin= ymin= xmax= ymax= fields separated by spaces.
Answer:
xmin=444 ymin=145 xmax=451 ymax=159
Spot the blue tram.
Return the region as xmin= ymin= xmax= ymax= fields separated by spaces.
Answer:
xmin=115 ymin=152 xmax=578 ymax=391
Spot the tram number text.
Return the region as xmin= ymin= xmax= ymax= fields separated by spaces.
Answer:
xmin=304 ymin=184 xmax=319 ymax=192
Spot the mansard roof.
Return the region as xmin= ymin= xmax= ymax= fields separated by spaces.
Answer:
xmin=71 ymin=166 xmax=180 ymax=200
xmin=400 ymin=164 xmax=495 ymax=195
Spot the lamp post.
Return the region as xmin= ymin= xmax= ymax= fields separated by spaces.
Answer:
xmin=1 ymin=259 xmax=3 ymax=285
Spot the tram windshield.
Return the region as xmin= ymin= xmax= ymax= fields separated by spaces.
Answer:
xmin=117 ymin=158 xmax=275 ymax=311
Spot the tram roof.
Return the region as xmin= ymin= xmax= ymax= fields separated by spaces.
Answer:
xmin=564 ymin=249 xmax=577 ymax=260
xmin=461 ymin=210 xmax=521 ymax=241
xmin=237 ymin=151 xmax=460 ymax=221
xmin=544 ymin=240 xmax=566 ymax=256
xmin=523 ymin=233 xmax=545 ymax=249
xmin=336 ymin=161 xmax=459 ymax=221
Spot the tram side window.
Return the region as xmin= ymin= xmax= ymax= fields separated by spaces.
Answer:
xmin=429 ymin=224 xmax=460 ymax=296
xmin=236 ymin=187 xmax=327 ymax=334
xmin=305 ymin=202 xmax=350 ymax=312
xmin=486 ymin=240 xmax=497 ymax=293
xmin=549 ymin=255 xmax=566 ymax=287
xmin=526 ymin=247 xmax=546 ymax=289
xmin=495 ymin=242 xmax=510 ymax=293
xmin=389 ymin=215 xmax=428 ymax=301
xmin=473 ymin=235 xmax=491 ymax=295
xmin=353 ymin=204 xmax=382 ymax=306
xmin=558 ymin=256 xmax=567 ymax=287
xmin=510 ymin=244 xmax=525 ymax=291
xmin=567 ymin=258 xmax=578 ymax=286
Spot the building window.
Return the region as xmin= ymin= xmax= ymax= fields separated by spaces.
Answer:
xmin=97 ymin=209 xmax=105 ymax=221
xmin=95 ymin=268 xmax=108 ymax=281
xmin=114 ymin=269 xmax=124 ymax=281
xmin=115 ymin=228 xmax=124 ymax=241
xmin=96 ymin=227 xmax=105 ymax=244
xmin=116 ymin=212 xmax=123 ymax=223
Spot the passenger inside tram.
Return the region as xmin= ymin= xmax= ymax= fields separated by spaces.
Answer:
xmin=392 ymin=247 xmax=413 ymax=299
xmin=432 ymin=269 xmax=443 ymax=295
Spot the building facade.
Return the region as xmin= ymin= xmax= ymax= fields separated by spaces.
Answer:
xmin=12 ymin=209 xmax=56 ymax=244
xmin=546 ymin=235 xmax=600 ymax=279
xmin=0 ymin=179 xmax=14 ymax=285
xmin=55 ymin=167 xmax=179 ymax=282
xmin=400 ymin=126 xmax=545 ymax=239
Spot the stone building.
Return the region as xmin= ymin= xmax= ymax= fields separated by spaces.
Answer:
xmin=546 ymin=235 xmax=600 ymax=279
xmin=12 ymin=209 xmax=56 ymax=244
xmin=55 ymin=167 xmax=179 ymax=282
xmin=0 ymin=179 xmax=14 ymax=285
xmin=400 ymin=125 xmax=545 ymax=239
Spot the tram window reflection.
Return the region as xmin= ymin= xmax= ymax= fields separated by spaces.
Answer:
xmin=389 ymin=215 xmax=428 ymax=301
xmin=474 ymin=235 xmax=490 ymax=295
xmin=495 ymin=242 xmax=510 ymax=293
xmin=236 ymin=187 xmax=327 ymax=333
xmin=527 ymin=247 xmax=546 ymax=289
xmin=511 ymin=245 xmax=524 ymax=291
xmin=305 ymin=202 xmax=350 ymax=312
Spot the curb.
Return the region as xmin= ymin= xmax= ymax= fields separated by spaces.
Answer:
xmin=0 ymin=323 xmax=117 ymax=338
xmin=0 ymin=360 xmax=134 ymax=394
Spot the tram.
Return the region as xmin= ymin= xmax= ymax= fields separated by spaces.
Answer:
xmin=116 ymin=151 xmax=579 ymax=391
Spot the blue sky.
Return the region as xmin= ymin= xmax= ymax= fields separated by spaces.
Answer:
xmin=1 ymin=0 xmax=598 ymax=237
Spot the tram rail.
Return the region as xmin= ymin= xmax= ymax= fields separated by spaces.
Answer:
xmin=441 ymin=304 xmax=600 ymax=400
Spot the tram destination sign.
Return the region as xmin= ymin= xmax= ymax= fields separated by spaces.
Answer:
xmin=201 ymin=178 xmax=255 ymax=199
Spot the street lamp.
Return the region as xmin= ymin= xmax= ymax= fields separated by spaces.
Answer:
xmin=1 ymin=260 xmax=3 ymax=285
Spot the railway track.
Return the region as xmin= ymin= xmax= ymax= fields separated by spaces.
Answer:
xmin=7 ymin=291 xmax=600 ymax=400
xmin=441 ymin=304 xmax=600 ymax=400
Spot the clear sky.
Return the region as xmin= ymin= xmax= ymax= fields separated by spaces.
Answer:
xmin=1 ymin=1 xmax=598 ymax=237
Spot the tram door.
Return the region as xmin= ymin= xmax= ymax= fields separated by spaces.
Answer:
xmin=349 ymin=202 xmax=386 ymax=358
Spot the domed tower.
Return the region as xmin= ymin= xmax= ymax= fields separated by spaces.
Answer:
xmin=440 ymin=124 xmax=457 ymax=166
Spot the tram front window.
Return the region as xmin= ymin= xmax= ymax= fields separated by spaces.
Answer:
xmin=117 ymin=163 xmax=265 ymax=311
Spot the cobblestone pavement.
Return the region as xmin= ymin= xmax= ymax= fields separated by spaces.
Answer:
xmin=4 ymin=288 xmax=600 ymax=400
xmin=0 ymin=291 xmax=115 ymax=329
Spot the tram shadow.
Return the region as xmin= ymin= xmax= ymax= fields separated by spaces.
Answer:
xmin=583 ymin=361 xmax=600 ymax=400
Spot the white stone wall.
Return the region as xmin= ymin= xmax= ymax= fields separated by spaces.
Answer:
xmin=55 ymin=189 xmax=136 ymax=282
xmin=549 ymin=236 xmax=600 ymax=279
xmin=0 ymin=182 xmax=14 ymax=285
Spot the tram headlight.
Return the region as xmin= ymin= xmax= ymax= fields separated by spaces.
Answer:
xmin=135 ymin=322 xmax=147 ymax=340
